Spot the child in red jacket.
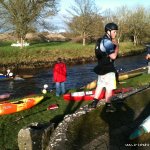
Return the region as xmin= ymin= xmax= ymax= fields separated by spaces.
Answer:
xmin=53 ymin=58 xmax=67 ymax=96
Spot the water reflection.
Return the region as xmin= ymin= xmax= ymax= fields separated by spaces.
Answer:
xmin=115 ymin=53 xmax=147 ymax=72
xmin=9 ymin=81 xmax=14 ymax=90
xmin=0 ymin=53 xmax=147 ymax=98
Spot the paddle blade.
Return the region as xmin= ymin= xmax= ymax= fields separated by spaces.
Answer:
xmin=129 ymin=127 xmax=145 ymax=140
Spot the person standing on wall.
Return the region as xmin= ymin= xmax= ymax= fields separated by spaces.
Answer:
xmin=89 ymin=22 xmax=119 ymax=112
xmin=53 ymin=58 xmax=67 ymax=96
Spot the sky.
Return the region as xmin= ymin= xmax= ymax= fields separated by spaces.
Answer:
xmin=49 ymin=0 xmax=150 ymax=32
xmin=59 ymin=0 xmax=149 ymax=12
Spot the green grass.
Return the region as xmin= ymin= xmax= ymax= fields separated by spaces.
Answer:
xmin=0 ymin=41 xmax=145 ymax=65
xmin=118 ymin=73 xmax=150 ymax=88
xmin=119 ymin=42 xmax=143 ymax=52
xmin=0 ymin=93 xmax=90 ymax=149
xmin=0 ymin=73 xmax=150 ymax=149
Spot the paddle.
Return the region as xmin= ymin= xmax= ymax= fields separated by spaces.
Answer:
xmin=14 ymin=103 xmax=59 ymax=122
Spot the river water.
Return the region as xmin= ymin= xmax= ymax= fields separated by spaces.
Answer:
xmin=0 ymin=53 xmax=147 ymax=99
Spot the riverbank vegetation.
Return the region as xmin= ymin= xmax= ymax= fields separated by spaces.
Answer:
xmin=0 ymin=41 xmax=145 ymax=68
xmin=0 ymin=72 xmax=150 ymax=149
xmin=0 ymin=1 xmax=149 ymax=69
xmin=0 ymin=1 xmax=149 ymax=47
xmin=65 ymin=1 xmax=150 ymax=46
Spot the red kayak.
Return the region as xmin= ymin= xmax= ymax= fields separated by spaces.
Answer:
xmin=63 ymin=88 xmax=132 ymax=101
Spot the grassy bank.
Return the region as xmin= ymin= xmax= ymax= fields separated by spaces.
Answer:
xmin=0 ymin=72 xmax=150 ymax=149
xmin=0 ymin=41 xmax=145 ymax=67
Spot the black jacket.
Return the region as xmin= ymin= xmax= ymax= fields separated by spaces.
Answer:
xmin=94 ymin=35 xmax=116 ymax=75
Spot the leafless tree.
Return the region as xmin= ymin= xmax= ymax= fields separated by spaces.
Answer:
xmin=0 ymin=0 xmax=58 ymax=48
xmin=126 ymin=6 xmax=149 ymax=45
xmin=103 ymin=6 xmax=129 ymax=43
xmin=103 ymin=5 xmax=150 ymax=45
xmin=65 ymin=0 xmax=103 ymax=46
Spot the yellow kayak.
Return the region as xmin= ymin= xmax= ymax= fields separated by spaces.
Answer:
xmin=0 ymin=95 xmax=44 ymax=115
xmin=118 ymin=72 xmax=143 ymax=81
xmin=82 ymin=72 xmax=144 ymax=90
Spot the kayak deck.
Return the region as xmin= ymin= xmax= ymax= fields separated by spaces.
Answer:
xmin=0 ymin=95 xmax=44 ymax=115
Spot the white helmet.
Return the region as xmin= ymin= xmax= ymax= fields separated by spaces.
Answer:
xmin=9 ymin=72 xmax=13 ymax=77
xmin=44 ymin=84 xmax=48 ymax=89
xmin=7 ymin=69 xmax=10 ymax=73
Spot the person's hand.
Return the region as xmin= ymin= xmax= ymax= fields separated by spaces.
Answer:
xmin=112 ymin=39 xmax=119 ymax=54
xmin=112 ymin=38 xmax=118 ymax=45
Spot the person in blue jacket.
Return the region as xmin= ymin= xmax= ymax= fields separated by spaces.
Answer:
xmin=89 ymin=22 xmax=119 ymax=112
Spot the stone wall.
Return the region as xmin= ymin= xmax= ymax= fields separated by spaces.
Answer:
xmin=18 ymin=122 xmax=54 ymax=150
xmin=17 ymin=104 xmax=93 ymax=150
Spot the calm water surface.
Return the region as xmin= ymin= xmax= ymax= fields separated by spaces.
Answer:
xmin=0 ymin=53 xmax=147 ymax=98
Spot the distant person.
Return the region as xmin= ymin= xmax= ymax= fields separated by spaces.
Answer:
xmin=6 ymin=69 xmax=14 ymax=78
xmin=145 ymin=45 xmax=150 ymax=74
xmin=145 ymin=45 xmax=150 ymax=61
xmin=6 ymin=69 xmax=11 ymax=77
xmin=53 ymin=58 xmax=67 ymax=96
xmin=9 ymin=72 xmax=14 ymax=78
xmin=88 ymin=22 xmax=119 ymax=112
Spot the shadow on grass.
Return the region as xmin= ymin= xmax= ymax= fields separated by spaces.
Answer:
xmin=10 ymin=90 xmax=85 ymax=127
xmin=50 ymin=98 xmax=85 ymax=126
xmin=49 ymin=88 xmax=85 ymax=125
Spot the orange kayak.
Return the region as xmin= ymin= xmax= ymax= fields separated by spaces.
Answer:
xmin=0 ymin=95 xmax=44 ymax=115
